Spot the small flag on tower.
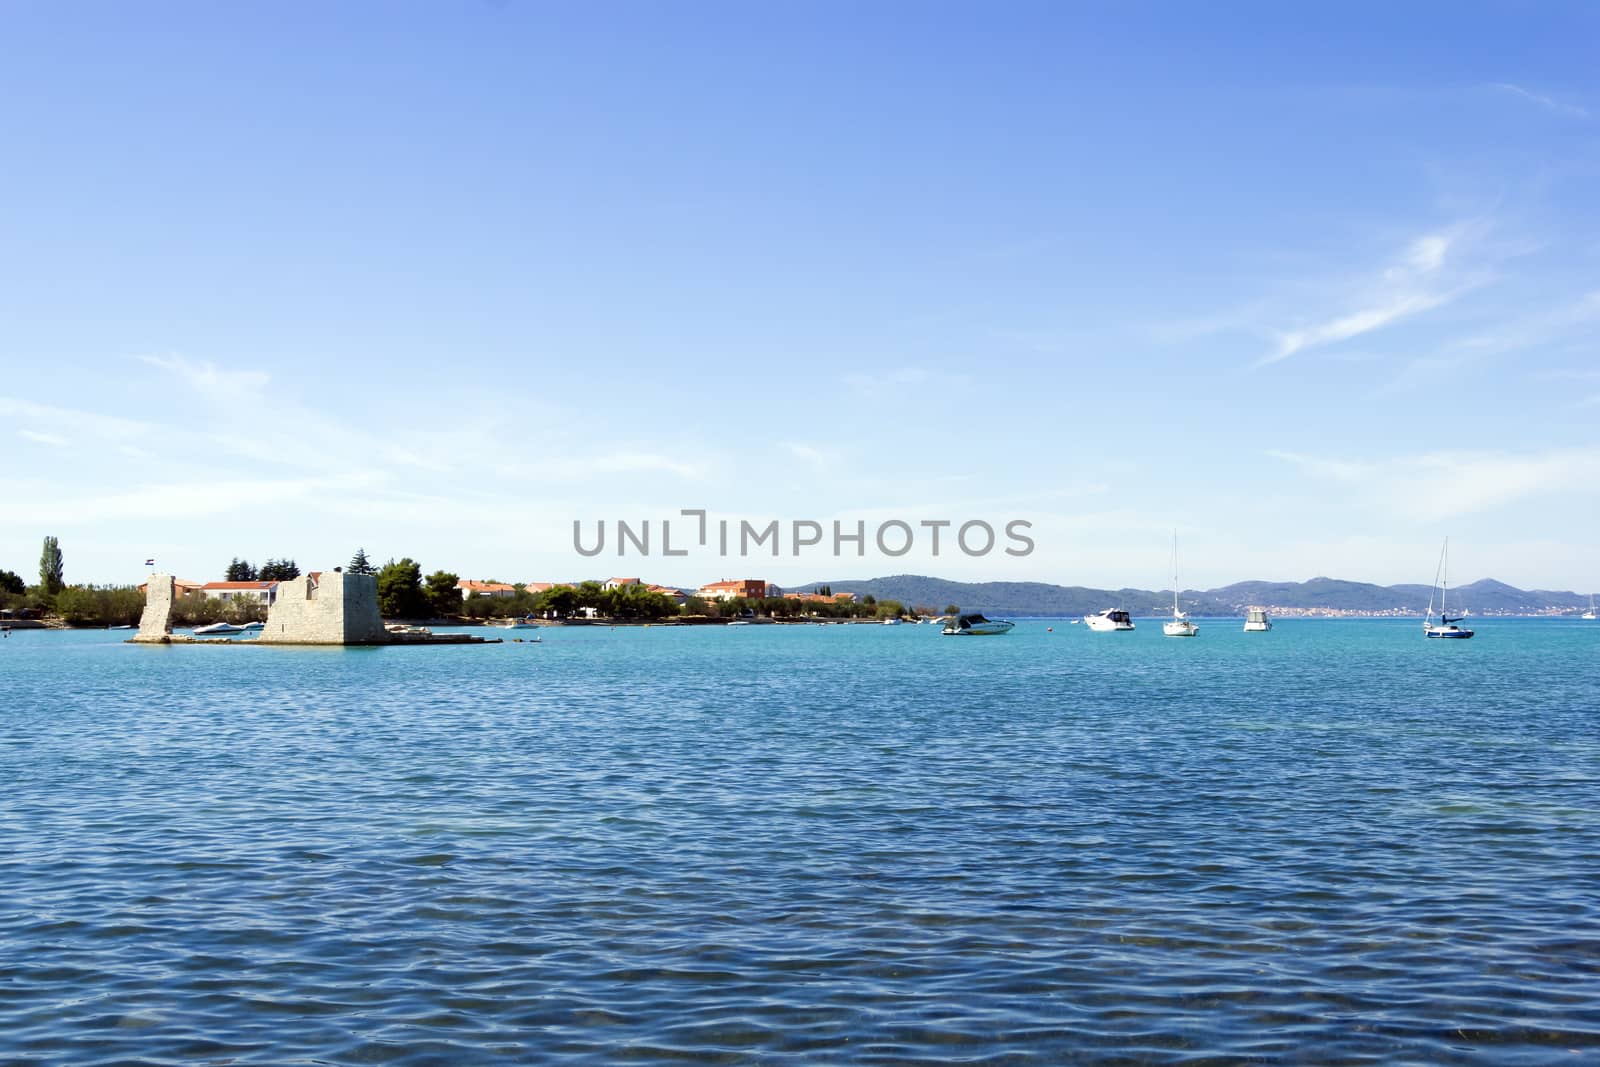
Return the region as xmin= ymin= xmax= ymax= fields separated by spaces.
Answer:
xmin=145 ymin=558 xmax=156 ymax=567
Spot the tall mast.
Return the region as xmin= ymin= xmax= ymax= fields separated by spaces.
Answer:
xmin=1172 ymin=530 xmax=1179 ymax=618
xmin=1441 ymin=537 xmax=1450 ymax=619
xmin=1425 ymin=539 xmax=1444 ymax=629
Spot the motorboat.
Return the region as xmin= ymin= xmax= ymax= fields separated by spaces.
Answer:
xmin=1162 ymin=531 xmax=1199 ymax=637
xmin=1084 ymin=609 xmax=1134 ymax=632
xmin=1423 ymin=538 xmax=1475 ymax=639
xmin=498 ymin=616 xmax=536 ymax=629
xmin=882 ymin=617 xmax=903 ymax=625
xmin=942 ymin=612 xmax=1015 ymax=636
xmin=1243 ymin=607 xmax=1272 ymax=632
xmin=242 ymin=621 xmax=264 ymax=631
xmin=193 ymin=622 xmax=246 ymax=635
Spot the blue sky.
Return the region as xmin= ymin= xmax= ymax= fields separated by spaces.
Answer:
xmin=2 ymin=2 xmax=1597 ymax=591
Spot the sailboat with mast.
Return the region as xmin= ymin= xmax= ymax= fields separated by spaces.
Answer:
xmin=1423 ymin=537 xmax=1474 ymax=639
xmin=1162 ymin=531 xmax=1199 ymax=637
xmin=1583 ymin=593 xmax=1596 ymax=621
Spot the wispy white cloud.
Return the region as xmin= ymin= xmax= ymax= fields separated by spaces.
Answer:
xmin=783 ymin=441 xmax=839 ymax=473
xmin=843 ymin=367 xmax=971 ymax=394
xmin=1489 ymin=82 xmax=1590 ymax=120
xmin=138 ymin=353 xmax=269 ymax=396
xmin=0 ymin=471 xmax=387 ymax=526
xmin=1269 ymin=446 xmax=1600 ymax=520
xmin=18 ymin=429 xmax=68 ymax=447
xmin=1266 ymin=291 xmax=1452 ymax=366
xmin=1266 ymin=449 xmax=1370 ymax=483
xmin=1260 ymin=227 xmax=1484 ymax=366
xmin=0 ymin=397 xmax=156 ymax=444
xmin=496 ymin=451 xmax=710 ymax=483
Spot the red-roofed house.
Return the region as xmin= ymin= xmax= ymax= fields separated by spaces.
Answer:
xmin=199 ymin=580 xmax=279 ymax=604
xmin=698 ymin=578 xmax=768 ymax=601
xmin=458 ymin=580 xmax=516 ymax=599
xmin=602 ymin=577 xmax=641 ymax=591
xmin=784 ymin=591 xmax=857 ymax=604
xmin=139 ymin=578 xmax=204 ymax=598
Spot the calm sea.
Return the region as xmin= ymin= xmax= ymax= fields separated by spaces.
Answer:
xmin=3 ymin=619 xmax=1597 ymax=1065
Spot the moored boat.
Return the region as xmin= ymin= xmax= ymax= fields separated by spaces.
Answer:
xmin=1162 ymin=532 xmax=1199 ymax=637
xmin=942 ymin=612 xmax=1015 ymax=636
xmin=1243 ymin=607 xmax=1272 ymax=632
xmin=1423 ymin=538 xmax=1474 ymax=639
xmin=1084 ymin=608 xmax=1134 ymax=632
xmin=193 ymin=622 xmax=246 ymax=635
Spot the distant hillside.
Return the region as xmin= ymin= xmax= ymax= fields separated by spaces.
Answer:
xmin=795 ymin=574 xmax=1594 ymax=616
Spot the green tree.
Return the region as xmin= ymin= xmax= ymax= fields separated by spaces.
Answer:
xmin=225 ymin=558 xmax=257 ymax=581
xmin=537 ymin=585 xmax=579 ymax=619
xmin=39 ymin=536 xmax=64 ymax=595
xmin=943 ymin=604 xmax=960 ymax=616
xmin=54 ymin=586 xmax=99 ymax=625
xmin=259 ymin=558 xmax=300 ymax=581
xmin=680 ymin=595 xmax=709 ymax=616
xmin=377 ymin=558 xmax=429 ymax=619
xmin=425 ymin=571 xmax=463 ymax=618
xmin=348 ymin=548 xmax=377 ymax=576
xmin=575 ymin=580 xmax=605 ymax=615
xmin=0 ymin=569 xmax=25 ymax=596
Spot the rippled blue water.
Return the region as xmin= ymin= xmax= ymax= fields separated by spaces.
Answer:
xmin=3 ymin=619 xmax=1598 ymax=1065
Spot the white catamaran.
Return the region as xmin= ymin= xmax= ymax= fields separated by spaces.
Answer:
xmin=1424 ymin=537 xmax=1474 ymax=639
xmin=1162 ymin=531 xmax=1198 ymax=637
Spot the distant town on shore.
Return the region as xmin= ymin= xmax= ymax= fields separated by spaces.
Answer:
xmin=2 ymin=537 xmax=1596 ymax=628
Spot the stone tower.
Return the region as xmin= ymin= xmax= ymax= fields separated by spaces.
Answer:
xmin=257 ymin=570 xmax=389 ymax=645
xmin=134 ymin=574 xmax=175 ymax=642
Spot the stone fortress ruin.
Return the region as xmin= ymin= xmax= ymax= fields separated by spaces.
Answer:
xmin=257 ymin=570 xmax=389 ymax=645
xmin=132 ymin=569 xmax=489 ymax=646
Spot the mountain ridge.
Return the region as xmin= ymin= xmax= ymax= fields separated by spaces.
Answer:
xmin=793 ymin=574 xmax=1597 ymax=616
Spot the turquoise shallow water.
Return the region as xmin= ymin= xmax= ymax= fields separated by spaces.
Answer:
xmin=2 ymin=619 xmax=1598 ymax=1065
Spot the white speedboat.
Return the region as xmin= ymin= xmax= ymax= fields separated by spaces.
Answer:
xmin=1084 ymin=609 xmax=1134 ymax=632
xmin=1243 ymin=607 xmax=1272 ymax=632
xmin=1161 ymin=532 xmax=1199 ymax=637
xmin=193 ymin=622 xmax=246 ymax=635
xmin=882 ymin=617 xmax=903 ymax=625
xmin=1423 ymin=537 xmax=1474 ymax=639
xmin=498 ymin=617 xmax=536 ymax=629
xmin=942 ymin=612 xmax=1015 ymax=636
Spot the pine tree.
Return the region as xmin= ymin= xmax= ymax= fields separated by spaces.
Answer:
xmin=225 ymin=558 xmax=257 ymax=581
xmin=39 ymin=535 xmax=64 ymax=595
xmin=348 ymin=548 xmax=377 ymax=576
xmin=259 ymin=558 xmax=301 ymax=581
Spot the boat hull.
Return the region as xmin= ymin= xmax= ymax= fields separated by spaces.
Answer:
xmin=942 ymin=622 xmax=1015 ymax=636
xmin=1162 ymin=621 xmax=1199 ymax=637
xmin=1425 ymin=628 xmax=1474 ymax=639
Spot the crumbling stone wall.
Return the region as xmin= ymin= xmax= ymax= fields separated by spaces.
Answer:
xmin=135 ymin=574 xmax=174 ymax=642
xmin=258 ymin=571 xmax=389 ymax=645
